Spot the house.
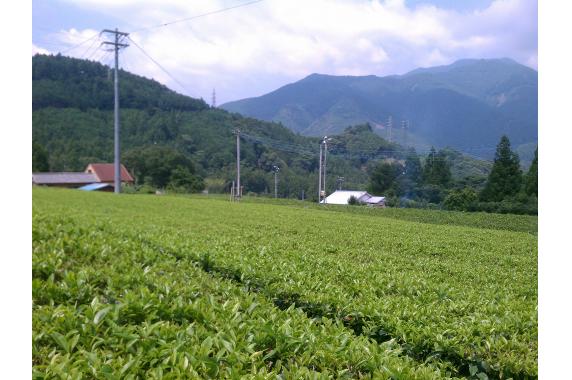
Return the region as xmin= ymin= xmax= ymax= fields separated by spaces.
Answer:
xmin=321 ymin=190 xmax=386 ymax=207
xmin=33 ymin=163 xmax=134 ymax=189
xmin=32 ymin=172 xmax=98 ymax=188
xmin=84 ymin=163 xmax=134 ymax=184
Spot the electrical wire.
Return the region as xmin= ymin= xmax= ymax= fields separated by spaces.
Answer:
xmin=129 ymin=0 xmax=265 ymax=34
xmin=127 ymin=36 xmax=192 ymax=95
xmin=58 ymin=33 xmax=99 ymax=55
xmin=80 ymin=35 xmax=102 ymax=59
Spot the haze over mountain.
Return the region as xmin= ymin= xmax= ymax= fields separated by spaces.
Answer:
xmin=221 ymin=58 xmax=537 ymax=158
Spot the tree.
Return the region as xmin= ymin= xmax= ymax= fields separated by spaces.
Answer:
xmin=481 ymin=135 xmax=523 ymax=201
xmin=422 ymin=147 xmax=451 ymax=187
xmin=400 ymin=148 xmax=423 ymax=196
xmin=444 ymin=188 xmax=478 ymax=211
xmin=348 ymin=195 xmax=362 ymax=205
xmin=169 ymin=167 xmax=204 ymax=193
xmin=368 ymin=161 xmax=403 ymax=196
xmin=525 ymin=148 xmax=538 ymax=196
xmin=32 ymin=140 xmax=50 ymax=172
xmin=124 ymin=145 xmax=203 ymax=192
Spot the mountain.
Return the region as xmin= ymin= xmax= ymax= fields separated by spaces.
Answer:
xmin=32 ymin=54 xmax=493 ymax=200
xmin=221 ymin=59 xmax=538 ymax=157
xmin=32 ymin=55 xmax=407 ymax=197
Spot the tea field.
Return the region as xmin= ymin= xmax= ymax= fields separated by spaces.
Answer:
xmin=32 ymin=188 xmax=537 ymax=379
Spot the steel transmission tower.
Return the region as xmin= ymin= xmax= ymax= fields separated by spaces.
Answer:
xmin=101 ymin=28 xmax=129 ymax=193
xmin=387 ymin=115 xmax=393 ymax=143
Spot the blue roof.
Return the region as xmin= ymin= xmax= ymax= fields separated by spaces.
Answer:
xmin=78 ymin=183 xmax=113 ymax=191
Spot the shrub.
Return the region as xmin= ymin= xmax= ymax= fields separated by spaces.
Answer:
xmin=444 ymin=188 xmax=478 ymax=211
xmin=348 ymin=195 xmax=361 ymax=205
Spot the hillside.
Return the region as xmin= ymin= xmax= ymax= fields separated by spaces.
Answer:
xmin=221 ymin=58 xmax=538 ymax=157
xmin=32 ymin=55 xmax=405 ymax=197
xmin=32 ymin=54 xmax=492 ymax=198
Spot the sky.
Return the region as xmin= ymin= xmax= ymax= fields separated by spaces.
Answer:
xmin=32 ymin=0 xmax=538 ymax=104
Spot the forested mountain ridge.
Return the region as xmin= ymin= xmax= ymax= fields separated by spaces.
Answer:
xmin=221 ymin=58 xmax=537 ymax=159
xmin=33 ymin=54 xmax=208 ymax=112
xmin=32 ymin=54 xmax=492 ymax=199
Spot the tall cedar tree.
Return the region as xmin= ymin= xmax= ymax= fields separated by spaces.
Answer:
xmin=480 ymin=135 xmax=522 ymax=201
xmin=400 ymin=149 xmax=423 ymax=195
xmin=525 ymin=148 xmax=538 ymax=196
xmin=423 ymin=147 xmax=451 ymax=187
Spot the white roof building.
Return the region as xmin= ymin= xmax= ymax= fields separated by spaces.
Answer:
xmin=321 ymin=190 xmax=386 ymax=206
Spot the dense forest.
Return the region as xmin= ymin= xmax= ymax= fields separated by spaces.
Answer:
xmin=32 ymin=54 xmax=536 ymax=213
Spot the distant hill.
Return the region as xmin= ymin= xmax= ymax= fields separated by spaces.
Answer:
xmin=221 ymin=58 xmax=537 ymax=157
xmin=31 ymin=55 xmax=403 ymax=197
xmin=32 ymin=54 xmax=493 ymax=198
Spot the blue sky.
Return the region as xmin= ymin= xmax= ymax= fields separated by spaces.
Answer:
xmin=32 ymin=0 xmax=537 ymax=104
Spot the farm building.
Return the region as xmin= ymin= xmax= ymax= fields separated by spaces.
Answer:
xmin=31 ymin=172 xmax=98 ymax=188
xmin=321 ymin=190 xmax=386 ymax=207
xmin=85 ymin=163 xmax=134 ymax=184
xmin=32 ymin=163 xmax=134 ymax=190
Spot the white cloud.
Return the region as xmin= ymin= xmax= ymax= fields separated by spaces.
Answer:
xmin=32 ymin=44 xmax=50 ymax=55
xmin=48 ymin=0 xmax=537 ymax=103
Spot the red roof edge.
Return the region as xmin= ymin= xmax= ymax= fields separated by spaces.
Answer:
xmin=85 ymin=163 xmax=134 ymax=183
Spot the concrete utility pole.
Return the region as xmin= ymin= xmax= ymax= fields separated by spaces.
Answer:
xmin=318 ymin=141 xmax=323 ymax=204
xmin=273 ymin=165 xmax=280 ymax=198
xmin=318 ymin=136 xmax=331 ymax=204
xmin=323 ymin=136 xmax=328 ymax=203
xmin=101 ymin=28 xmax=129 ymax=193
xmin=235 ymin=129 xmax=241 ymax=200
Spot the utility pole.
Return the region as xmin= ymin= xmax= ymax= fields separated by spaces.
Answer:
xmin=101 ymin=28 xmax=129 ymax=194
xmin=317 ymin=136 xmax=331 ymax=204
xmin=318 ymin=141 xmax=323 ymax=204
xmin=234 ymin=129 xmax=241 ymax=200
xmin=272 ymin=165 xmax=280 ymax=198
xmin=323 ymin=136 xmax=328 ymax=203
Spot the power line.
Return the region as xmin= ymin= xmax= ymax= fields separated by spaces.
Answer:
xmin=81 ymin=35 xmax=103 ymax=59
xmin=129 ymin=0 xmax=265 ymax=33
xmin=127 ymin=36 xmax=192 ymax=95
xmin=58 ymin=33 xmax=99 ymax=55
